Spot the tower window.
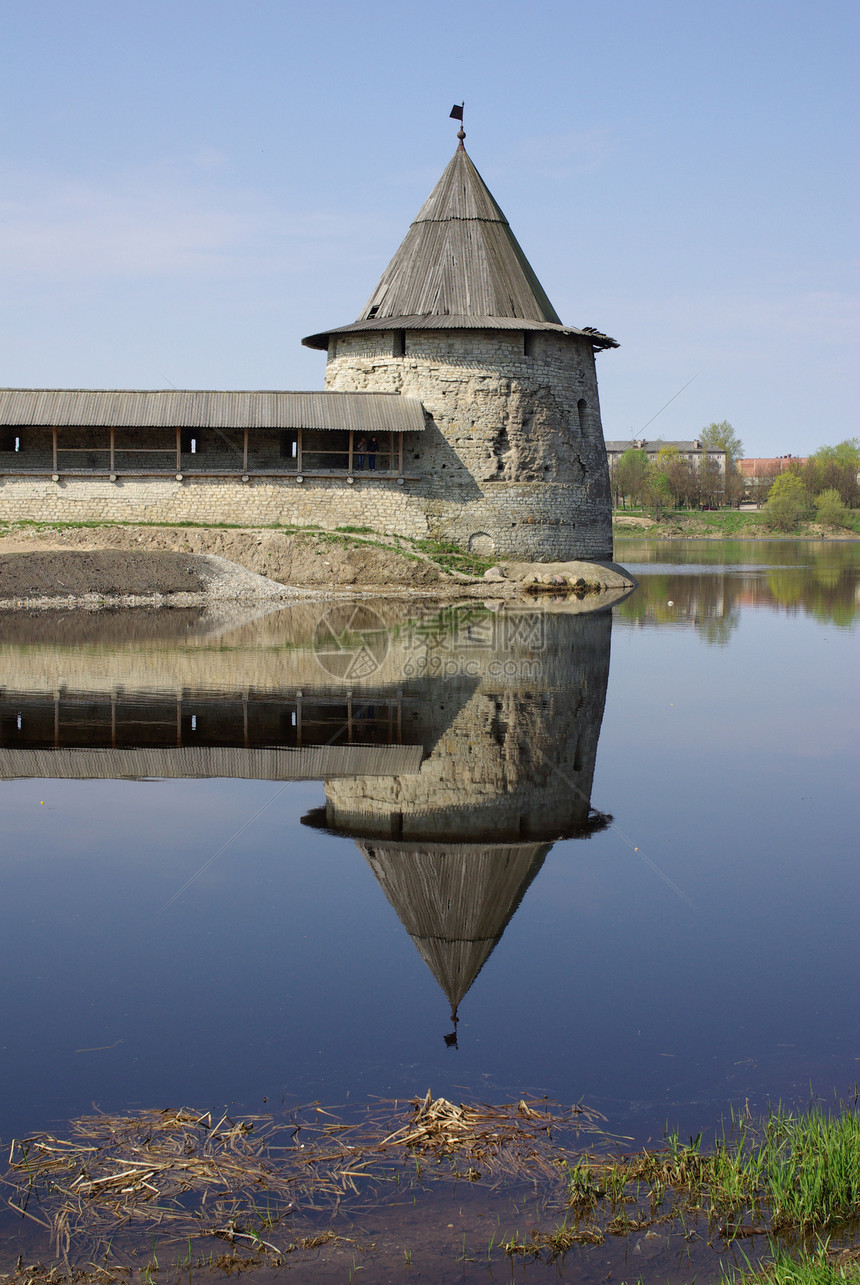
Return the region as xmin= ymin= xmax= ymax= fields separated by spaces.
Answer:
xmin=577 ymin=399 xmax=587 ymax=433
xmin=180 ymin=429 xmax=197 ymax=454
xmin=393 ymin=330 xmax=406 ymax=356
xmin=0 ymin=428 xmax=20 ymax=452
xmin=523 ymin=332 xmax=536 ymax=357
xmin=367 ymin=305 xmax=380 ymax=318
xmin=280 ymin=430 xmax=298 ymax=459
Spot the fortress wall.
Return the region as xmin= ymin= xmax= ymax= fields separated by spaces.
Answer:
xmin=0 ymin=329 xmax=612 ymax=562
xmin=0 ymin=473 xmax=431 ymax=538
xmin=324 ymin=329 xmax=613 ymax=562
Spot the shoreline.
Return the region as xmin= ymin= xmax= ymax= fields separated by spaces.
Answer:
xmin=0 ymin=531 xmax=636 ymax=610
xmin=613 ymin=512 xmax=859 ymax=540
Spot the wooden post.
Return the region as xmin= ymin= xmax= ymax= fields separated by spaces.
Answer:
xmin=176 ymin=426 xmax=181 ymax=471
xmin=242 ymin=426 xmax=249 ymax=473
xmin=348 ymin=430 xmax=354 ymax=474
xmin=52 ymin=426 xmax=58 ymax=473
xmin=109 ymin=426 xmax=115 ymax=475
xmin=296 ymin=428 xmax=302 ymax=474
xmin=398 ymin=433 xmax=403 ymax=477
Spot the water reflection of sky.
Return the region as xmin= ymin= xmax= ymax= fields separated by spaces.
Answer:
xmin=0 ymin=546 xmax=857 ymax=1156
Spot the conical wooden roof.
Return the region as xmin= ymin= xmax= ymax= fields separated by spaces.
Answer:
xmin=359 ymin=839 xmax=550 ymax=1013
xmin=354 ymin=147 xmax=562 ymax=325
xmin=303 ymin=146 xmax=618 ymax=350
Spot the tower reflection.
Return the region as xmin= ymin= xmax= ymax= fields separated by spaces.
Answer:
xmin=1 ymin=600 xmax=613 ymax=1039
xmin=304 ymin=604 xmax=614 ymax=1043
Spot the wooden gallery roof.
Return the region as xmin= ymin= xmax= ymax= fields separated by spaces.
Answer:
xmin=303 ymin=144 xmax=618 ymax=352
xmin=0 ymin=389 xmax=426 ymax=433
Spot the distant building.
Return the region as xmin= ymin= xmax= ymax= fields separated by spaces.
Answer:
xmin=604 ymin=439 xmax=727 ymax=473
xmin=738 ymin=455 xmax=807 ymax=484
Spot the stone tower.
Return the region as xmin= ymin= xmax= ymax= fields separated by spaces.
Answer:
xmin=303 ymin=135 xmax=618 ymax=562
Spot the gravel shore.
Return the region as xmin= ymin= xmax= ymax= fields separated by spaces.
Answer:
xmin=0 ymin=550 xmax=307 ymax=609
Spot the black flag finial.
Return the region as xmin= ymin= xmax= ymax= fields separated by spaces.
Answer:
xmin=449 ymin=102 xmax=465 ymax=147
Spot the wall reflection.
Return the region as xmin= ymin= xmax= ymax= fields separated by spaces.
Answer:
xmin=0 ymin=599 xmax=614 ymax=1039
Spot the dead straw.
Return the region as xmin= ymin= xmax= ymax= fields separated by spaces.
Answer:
xmin=1 ymin=1095 xmax=607 ymax=1265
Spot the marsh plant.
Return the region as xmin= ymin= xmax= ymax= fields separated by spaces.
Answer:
xmin=560 ymin=1101 xmax=860 ymax=1249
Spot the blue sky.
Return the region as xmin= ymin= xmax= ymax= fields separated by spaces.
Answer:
xmin=1 ymin=0 xmax=855 ymax=456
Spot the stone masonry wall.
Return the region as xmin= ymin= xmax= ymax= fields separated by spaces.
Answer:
xmin=0 ymin=473 xmax=431 ymax=537
xmin=324 ymin=328 xmax=613 ymax=561
xmin=1 ymin=330 xmax=613 ymax=561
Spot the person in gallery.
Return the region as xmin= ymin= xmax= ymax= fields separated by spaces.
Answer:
xmin=367 ymin=435 xmax=379 ymax=471
xmin=355 ymin=437 xmax=367 ymax=470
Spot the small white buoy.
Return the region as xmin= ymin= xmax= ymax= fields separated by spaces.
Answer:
xmin=667 ymin=600 xmax=674 ymax=606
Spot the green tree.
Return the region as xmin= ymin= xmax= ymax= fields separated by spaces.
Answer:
xmin=699 ymin=420 xmax=744 ymax=469
xmin=802 ymin=438 xmax=859 ymax=506
xmin=814 ymin=488 xmax=850 ymax=528
xmin=698 ymin=453 xmax=724 ymax=507
xmin=762 ymin=473 xmax=809 ymax=531
xmin=611 ymin=449 xmax=650 ymax=507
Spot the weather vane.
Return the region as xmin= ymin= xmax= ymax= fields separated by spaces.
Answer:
xmin=449 ymin=102 xmax=465 ymax=147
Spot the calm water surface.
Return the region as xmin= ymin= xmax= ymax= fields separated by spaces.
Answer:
xmin=0 ymin=540 xmax=857 ymax=1277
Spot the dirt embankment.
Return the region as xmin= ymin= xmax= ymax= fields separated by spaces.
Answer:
xmin=0 ymin=524 xmax=450 ymax=591
xmin=0 ymin=524 xmax=636 ymax=607
xmin=0 ymin=550 xmax=210 ymax=598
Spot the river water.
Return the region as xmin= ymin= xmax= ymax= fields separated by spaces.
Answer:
xmin=0 ymin=539 xmax=857 ymax=1280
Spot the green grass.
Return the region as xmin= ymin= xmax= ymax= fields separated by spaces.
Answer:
xmin=612 ymin=506 xmax=860 ymax=539
xmin=725 ymin=1244 xmax=860 ymax=1285
xmin=564 ymin=1101 xmax=860 ymax=1238
xmin=408 ymin=537 xmax=495 ymax=577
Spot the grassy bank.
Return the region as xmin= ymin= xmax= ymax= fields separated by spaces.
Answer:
xmin=728 ymin=1244 xmax=860 ymax=1285
xmin=507 ymin=1100 xmax=860 ymax=1281
xmin=0 ymin=516 xmax=499 ymax=584
xmin=563 ymin=1101 xmax=860 ymax=1237
xmin=613 ymin=508 xmax=860 ymax=539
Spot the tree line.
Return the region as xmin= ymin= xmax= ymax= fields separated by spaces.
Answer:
xmin=611 ymin=421 xmax=745 ymax=509
xmin=610 ymin=424 xmax=859 ymax=530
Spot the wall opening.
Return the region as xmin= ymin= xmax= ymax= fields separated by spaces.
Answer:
xmin=468 ymin=532 xmax=496 ymax=556
xmin=577 ymin=399 xmax=587 ymax=433
xmin=393 ymin=330 xmax=406 ymax=357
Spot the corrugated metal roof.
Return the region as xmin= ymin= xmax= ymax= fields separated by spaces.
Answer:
xmin=0 ymin=744 xmax=424 ymax=781
xmin=303 ymin=146 xmax=619 ymax=352
xmin=0 ymin=389 xmax=426 ymax=432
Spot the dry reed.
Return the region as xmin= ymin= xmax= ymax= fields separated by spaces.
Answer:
xmin=2 ymin=1095 xmax=606 ymax=1267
